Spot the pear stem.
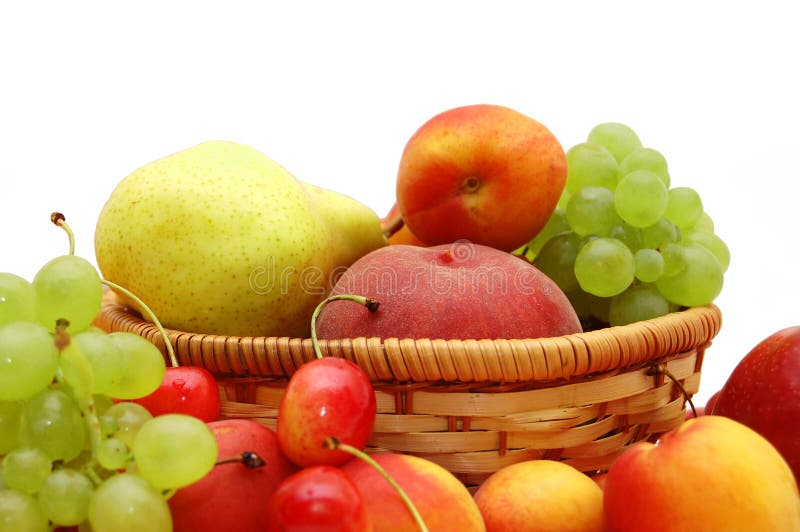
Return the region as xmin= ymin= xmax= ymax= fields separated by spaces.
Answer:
xmin=310 ymin=294 xmax=380 ymax=360
xmin=381 ymin=211 xmax=405 ymax=240
xmin=101 ymin=279 xmax=179 ymax=368
xmin=323 ymin=437 xmax=429 ymax=532
xmin=51 ymin=212 xmax=75 ymax=256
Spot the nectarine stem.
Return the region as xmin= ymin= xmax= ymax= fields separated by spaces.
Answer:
xmin=102 ymin=279 xmax=180 ymax=368
xmin=323 ymin=437 xmax=429 ymax=532
xmin=649 ymin=364 xmax=698 ymax=418
xmin=310 ymin=294 xmax=380 ymax=360
xmin=51 ymin=212 xmax=75 ymax=256
xmin=381 ymin=211 xmax=405 ymax=239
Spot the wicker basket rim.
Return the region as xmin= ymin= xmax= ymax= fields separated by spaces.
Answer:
xmin=97 ymin=290 xmax=721 ymax=385
xmin=99 ymin=290 xmax=720 ymax=343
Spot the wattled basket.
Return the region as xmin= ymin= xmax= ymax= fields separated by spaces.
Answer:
xmin=96 ymin=290 xmax=721 ymax=487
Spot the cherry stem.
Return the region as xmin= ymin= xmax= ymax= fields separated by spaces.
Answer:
xmin=310 ymin=294 xmax=380 ymax=360
xmin=324 ymin=437 xmax=429 ymax=532
xmin=649 ymin=363 xmax=698 ymax=418
xmin=215 ymin=451 xmax=266 ymax=469
xmin=51 ymin=212 xmax=76 ymax=256
xmin=381 ymin=211 xmax=405 ymax=239
xmin=101 ymin=279 xmax=179 ymax=368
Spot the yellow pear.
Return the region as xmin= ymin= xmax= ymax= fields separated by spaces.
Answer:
xmin=94 ymin=141 xmax=386 ymax=338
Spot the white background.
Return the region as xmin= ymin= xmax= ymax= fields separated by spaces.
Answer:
xmin=2 ymin=2 xmax=798 ymax=405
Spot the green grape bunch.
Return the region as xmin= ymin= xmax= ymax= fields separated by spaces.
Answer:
xmin=1 ymin=213 xmax=218 ymax=531
xmin=519 ymin=123 xmax=729 ymax=328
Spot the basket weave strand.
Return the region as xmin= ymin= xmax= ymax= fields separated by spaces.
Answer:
xmin=96 ymin=291 xmax=721 ymax=485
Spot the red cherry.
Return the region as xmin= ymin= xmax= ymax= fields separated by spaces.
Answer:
xmin=276 ymin=357 xmax=376 ymax=468
xmin=133 ymin=366 xmax=220 ymax=422
xmin=265 ymin=465 xmax=372 ymax=531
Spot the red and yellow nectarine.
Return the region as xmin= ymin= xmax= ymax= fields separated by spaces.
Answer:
xmin=396 ymin=104 xmax=566 ymax=251
xmin=473 ymin=459 xmax=605 ymax=532
xmin=603 ymin=415 xmax=800 ymax=531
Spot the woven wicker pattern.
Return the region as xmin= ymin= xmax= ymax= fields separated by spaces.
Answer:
xmin=96 ymin=291 xmax=721 ymax=485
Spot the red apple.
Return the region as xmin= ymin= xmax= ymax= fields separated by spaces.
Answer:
xmin=711 ymin=325 xmax=800 ymax=482
xmin=473 ymin=459 xmax=605 ymax=532
xmin=276 ymin=357 xmax=377 ymax=468
xmin=396 ymin=104 xmax=566 ymax=251
xmin=603 ymin=415 xmax=800 ymax=531
xmin=168 ymin=419 xmax=297 ymax=532
xmin=132 ymin=366 xmax=220 ymax=422
xmin=339 ymin=452 xmax=485 ymax=531
xmin=704 ymin=389 xmax=720 ymax=414
xmin=265 ymin=465 xmax=372 ymax=531
xmin=316 ymin=243 xmax=582 ymax=341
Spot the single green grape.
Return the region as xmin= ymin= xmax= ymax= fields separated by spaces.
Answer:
xmin=609 ymin=223 xmax=643 ymax=252
xmin=588 ymin=294 xmax=612 ymax=324
xmin=0 ymin=321 xmax=59 ymax=401
xmin=690 ymin=211 xmax=715 ymax=233
xmin=105 ymin=402 xmax=153 ymax=448
xmin=661 ymin=243 xmax=687 ymax=277
xmin=574 ymin=237 xmax=635 ymax=297
xmin=665 ymin=187 xmax=703 ymax=229
xmin=517 ymin=208 xmax=570 ymax=260
xmin=0 ymin=401 xmax=23 ymax=454
xmin=609 ymin=283 xmax=670 ymax=326
xmin=98 ymin=414 xmax=120 ymax=438
xmin=88 ymin=473 xmax=172 ymax=532
xmin=133 ymin=414 xmax=217 ymax=491
xmin=93 ymin=393 xmax=114 ymax=416
xmin=72 ymin=330 xmax=124 ymax=395
xmin=38 ymin=468 xmax=94 ymax=527
xmin=58 ymin=342 xmax=95 ymax=403
xmin=619 ymin=147 xmax=670 ymax=187
xmin=1 ymin=447 xmax=52 ymax=494
xmin=33 ymin=254 xmax=103 ymax=333
xmin=656 ymin=243 xmax=724 ymax=307
xmin=0 ymin=488 xmax=49 ymax=532
xmin=634 ymin=248 xmax=665 ymax=283
xmin=0 ymin=273 xmax=36 ymax=325
xmin=566 ymin=186 xmax=621 ymax=237
xmin=557 ymin=188 xmax=571 ymax=210
xmin=614 ymin=170 xmax=669 ymax=228
xmin=533 ymin=231 xmax=582 ymax=294
xmin=20 ymin=388 xmax=86 ymax=462
xmin=682 ymin=230 xmax=730 ymax=272
xmin=565 ymin=289 xmax=593 ymax=322
xmin=106 ymin=332 xmax=166 ymax=400
xmin=565 ymin=142 xmax=619 ymax=192
xmin=587 ymin=122 xmax=642 ymax=163
xmin=641 ymin=218 xmax=679 ymax=250
xmin=97 ymin=437 xmax=130 ymax=471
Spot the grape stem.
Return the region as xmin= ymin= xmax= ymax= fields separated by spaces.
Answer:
xmin=324 ymin=437 xmax=429 ymax=532
xmin=48 ymin=212 xmax=180 ymax=368
xmin=310 ymin=294 xmax=379 ymax=360
xmin=51 ymin=212 xmax=75 ymax=256
xmin=101 ymin=279 xmax=180 ymax=368
xmin=54 ymin=320 xmax=104 ymax=463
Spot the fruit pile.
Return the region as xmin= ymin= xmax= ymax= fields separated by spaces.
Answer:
xmin=2 ymin=103 xmax=799 ymax=531
xmin=519 ymin=122 xmax=730 ymax=327
xmin=0 ymin=219 xmax=219 ymax=531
